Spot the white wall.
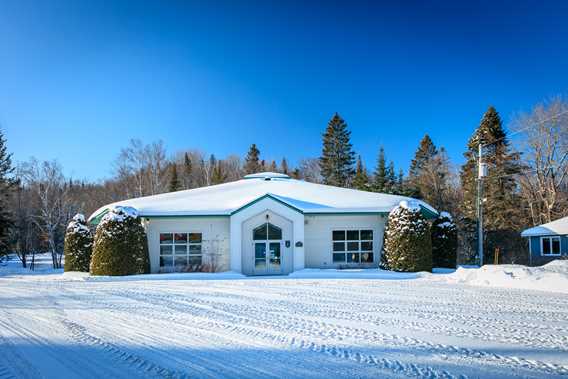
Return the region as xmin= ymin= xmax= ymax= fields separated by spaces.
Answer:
xmin=230 ymin=197 xmax=305 ymax=273
xmin=304 ymin=214 xmax=386 ymax=269
xmin=145 ymin=217 xmax=230 ymax=273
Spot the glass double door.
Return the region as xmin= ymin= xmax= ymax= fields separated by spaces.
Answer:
xmin=254 ymin=241 xmax=282 ymax=274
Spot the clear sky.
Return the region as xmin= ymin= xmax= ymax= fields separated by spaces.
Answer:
xmin=1 ymin=0 xmax=567 ymax=181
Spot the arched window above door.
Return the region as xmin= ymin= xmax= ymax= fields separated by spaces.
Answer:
xmin=253 ymin=223 xmax=282 ymax=240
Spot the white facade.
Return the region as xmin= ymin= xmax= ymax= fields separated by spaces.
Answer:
xmin=91 ymin=172 xmax=436 ymax=275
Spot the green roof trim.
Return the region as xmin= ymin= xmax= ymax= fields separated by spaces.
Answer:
xmin=230 ymin=193 xmax=304 ymax=216
xmin=420 ymin=205 xmax=439 ymax=220
xmin=89 ymin=208 xmax=109 ymax=226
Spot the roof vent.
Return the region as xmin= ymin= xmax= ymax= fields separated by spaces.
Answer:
xmin=244 ymin=172 xmax=291 ymax=180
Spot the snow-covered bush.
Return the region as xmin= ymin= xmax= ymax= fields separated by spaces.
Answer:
xmin=381 ymin=200 xmax=432 ymax=272
xmin=431 ymin=211 xmax=457 ymax=268
xmin=90 ymin=206 xmax=150 ymax=276
xmin=63 ymin=214 xmax=93 ymax=272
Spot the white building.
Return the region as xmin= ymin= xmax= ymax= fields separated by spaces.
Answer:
xmin=89 ymin=172 xmax=437 ymax=275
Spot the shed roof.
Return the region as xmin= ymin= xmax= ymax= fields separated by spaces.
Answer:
xmin=88 ymin=172 xmax=437 ymax=223
xmin=521 ymin=216 xmax=568 ymax=237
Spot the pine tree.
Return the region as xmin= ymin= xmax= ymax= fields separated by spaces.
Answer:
xmin=460 ymin=106 xmax=522 ymax=231
xmin=408 ymin=134 xmax=438 ymax=198
xmin=63 ymin=214 xmax=93 ymax=272
xmin=168 ymin=163 xmax=181 ymax=192
xmin=320 ymin=113 xmax=355 ymax=187
xmin=244 ymin=144 xmax=261 ymax=174
xmin=183 ymin=153 xmax=192 ymax=189
xmin=280 ymin=158 xmax=289 ymax=175
xmin=90 ymin=206 xmax=150 ymax=276
xmin=0 ymin=129 xmax=15 ymax=257
xmin=460 ymin=106 xmax=523 ymax=261
xmin=269 ymin=160 xmax=277 ymax=172
xmin=431 ymin=212 xmax=458 ymax=268
xmin=381 ymin=201 xmax=432 ymax=272
xmin=385 ymin=161 xmax=397 ymax=194
xmin=211 ymin=161 xmax=227 ymax=184
xmin=353 ymin=156 xmax=369 ymax=191
xmin=397 ymin=169 xmax=405 ymax=195
xmin=373 ymin=147 xmax=387 ymax=192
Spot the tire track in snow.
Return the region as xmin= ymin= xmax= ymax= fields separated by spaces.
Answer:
xmin=60 ymin=319 xmax=191 ymax=379
xmin=102 ymin=287 xmax=568 ymax=377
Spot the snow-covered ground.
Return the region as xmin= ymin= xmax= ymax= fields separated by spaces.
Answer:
xmin=1 ymin=256 xmax=567 ymax=378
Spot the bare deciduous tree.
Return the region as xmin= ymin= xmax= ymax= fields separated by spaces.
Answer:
xmin=512 ymin=97 xmax=568 ymax=225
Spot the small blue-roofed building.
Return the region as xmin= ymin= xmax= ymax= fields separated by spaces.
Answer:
xmin=521 ymin=216 xmax=568 ymax=266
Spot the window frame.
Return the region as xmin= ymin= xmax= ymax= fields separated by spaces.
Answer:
xmin=331 ymin=228 xmax=374 ymax=264
xmin=159 ymin=231 xmax=203 ymax=271
xmin=540 ymin=236 xmax=561 ymax=256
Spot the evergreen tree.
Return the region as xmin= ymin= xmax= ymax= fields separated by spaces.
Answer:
xmin=381 ymin=201 xmax=432 ymax=272
xmin=183 ymin=153 xmax=192 ymax=189
xmin=90 ymin=206 xmax=150 ymax=276
xmin=63 ymin=214 xmax=93 ymax=272
xmin=269 ymin=160 xmax=277 ymax=172
xmin=280 ymin=158 xmax=289 ymax=174
xmin=168 ymin=163 xmax=181 ymax=192
xmin=408 ymin=134 xmax=438 ymax=198
xmin=397 ymin=169 xmax=405 ymax=195
xmin=211 ymin=161 xmax=227 ymax=184
xmin=320 ymin=113 xmax=355 ymax=187
xmin=244 ymin=144 xmax=261 ymax=174
xmin=460 ymin=106 xmax=523 ymax=231
xmin=431 ymin=212 xmax=458 ymax=268
xmin=353 ymin=155 xmax=369 ymax=191
xmin=385 ymin=161 xmax=397 ymax=194
xmin=0 ymin=129 xmax=15 ymax=257
xmin=373 ymin=147 xmax=387 ymax=192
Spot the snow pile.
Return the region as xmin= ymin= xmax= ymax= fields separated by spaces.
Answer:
xmin=440 ymin=260 xmax=568 ymax=294
xmin=66 ymin=213 xmax=90 ymax=234
xmin=99 ymin=206 xmax=138 ymax=225
xmin=393 ymin=200 xmax=421 ymax=214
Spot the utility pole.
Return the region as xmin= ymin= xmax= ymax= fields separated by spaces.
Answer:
xmin=477 ymin=143 xmax=486 ymax=266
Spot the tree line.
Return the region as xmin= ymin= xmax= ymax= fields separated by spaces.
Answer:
xmin=0 ymin=96 xmax=566 ymax=267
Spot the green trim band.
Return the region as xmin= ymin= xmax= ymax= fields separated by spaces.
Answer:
xmin=230 ymin=193 xmax=304 ymax=215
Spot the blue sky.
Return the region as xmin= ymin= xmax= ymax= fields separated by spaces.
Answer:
xmin=1 ymin=0 xmax=567 ymax=181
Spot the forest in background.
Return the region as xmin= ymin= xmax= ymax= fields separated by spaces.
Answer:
xmin=0 ymin=96 xmax=566 ymax=268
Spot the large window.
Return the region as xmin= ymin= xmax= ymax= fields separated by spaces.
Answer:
xmin=332 ymin=229 xmax=373 ymax=264
xmin=160 ymin=232 xmax=202 ymax=271
xmin=253 ymin=223 xmax=282 ymax=240
xmin=541 ymin=236 xmax=561 ymax=256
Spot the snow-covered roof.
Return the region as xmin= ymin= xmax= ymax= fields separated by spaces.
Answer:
xmin=89 ymin=172 xmax=437 ymax=222
xmin=521 ymin=216 xmax=568 ymax=237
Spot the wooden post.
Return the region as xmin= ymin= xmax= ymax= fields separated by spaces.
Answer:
xmin=494 ymin=247 xmax=500 ymax=265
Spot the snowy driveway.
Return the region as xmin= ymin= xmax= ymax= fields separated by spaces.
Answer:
xmin=0 ymin=274 xmax=567 ymax=378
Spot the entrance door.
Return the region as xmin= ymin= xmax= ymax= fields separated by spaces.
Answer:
xmin=253 ymin=223 xmax=283 ymax=275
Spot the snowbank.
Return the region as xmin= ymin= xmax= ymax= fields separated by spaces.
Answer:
xmin=438 ymin=260 xmax=568 ymax=294
xmin=288 ymin=268 xmax=420 ymax=280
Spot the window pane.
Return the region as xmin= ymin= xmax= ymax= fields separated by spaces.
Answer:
xmin=347 ymin=230 xmax=359 ymax=240
xmin=361 ymin=241 xmax=373 ymax=251
xmin=253 ymin=224 xmax=267 ymax=240
xmin=542 ymin=238 xmax=551 ymax=254
xmin=160 ymin=233 xmax=173 ymax=244
xmin=189 ymin=244 xmax=202 ymax=254
xmin=160 ymin=255 xmax=173 ymax=267
xmin=175 ymin=245 xmax=187 ymax=255
xmin=361 ymin=252 xmax=374 ymax=263
xmin=333 ymin=253 xmax=346 ymax=262
xmin=347 ymin=241 xmax=359 ymax=251
xmin=174 ymin=233 xmax=187 ymax=244
xmin=267 ymin=223 xmax=282 ymax=240
xmin=160 ymin=245 xmax=173 ymax=255
xmin=189 ymin=256 xmax=202 ymax=266
xmin=360 ymin=230 xmax=373 ymax=240
xmin=174 ymin=256 xmax=188 ymax=268
xmin=333 ymin=242 xmax=345 ymax=251
xmin=255 ymin=243 xmax=266 ymax=259
xmin=269 ymin=242 xmax=281 ymax=268
xmin=347 ymin=253 xmax=360 ymax=263
xmin=552 ymin=238 xmax=561 ymax=254
xmin=332 ymin=230 xmax=346 ymax=241
xmin=189 ymin=233 xmax=202 ymax=243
